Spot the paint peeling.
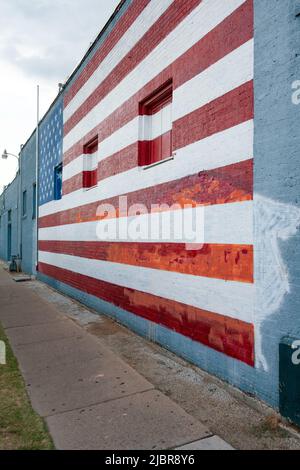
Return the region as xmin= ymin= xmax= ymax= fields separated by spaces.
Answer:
xmin=254 ymin=195 xmax=300 ymax=370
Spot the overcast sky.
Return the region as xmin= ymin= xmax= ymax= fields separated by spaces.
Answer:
xmin=0 ymin=0 xmax=119 ymax=193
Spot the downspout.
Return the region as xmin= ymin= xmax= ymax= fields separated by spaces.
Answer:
xmin=35 ymin=85 xmax=40 ymax=273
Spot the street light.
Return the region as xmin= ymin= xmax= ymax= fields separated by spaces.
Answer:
xmin=2 ymin=149 xmax=19 ymax=162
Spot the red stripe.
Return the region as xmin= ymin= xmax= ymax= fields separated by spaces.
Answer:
xmin=39 ymin=241 xmax=254 ymax=284
xmin=63 ymin=128 xmax=172 ymax=195
xmin=63 ymin=143 xmax=139 ymax=196
xmin=174 ymin=81 xmax=254 ymax=151
xmin=40 ymin=159 xmax=253 ymax=229
xmin=64 ymin=0 xmax=202 ymax=136
xmin=62 ymin=81 xmax=253 ymax=195
xmin=64 ymin=0 xmax=151 ymax=107
xmin=63 ymin=0 xmax=253 ymax=165
xmin=140 ymin=80 xmax=173 ymax=115
xmin=38 ymin=262 xmax=255 ymax=366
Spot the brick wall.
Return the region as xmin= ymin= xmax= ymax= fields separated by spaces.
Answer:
xmin=0 ymin=0 xmax=297 ymax=416
xmin=252 ymin=0 xmax=300 ymax=405
xmin=0 ymin=176 xmax=20 ymax=262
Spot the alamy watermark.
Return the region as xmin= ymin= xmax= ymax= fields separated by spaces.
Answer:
xmin=292 ymin=80 xmax=300 ymax=105
xmin=0 ymin=340 xmax=6 ymax=365
xmin=95 ymin=196 xmax=205 ymax=250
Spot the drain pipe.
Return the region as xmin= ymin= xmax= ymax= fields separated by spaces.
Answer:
xmin=35 ymin=85 xmax=40 ymax=273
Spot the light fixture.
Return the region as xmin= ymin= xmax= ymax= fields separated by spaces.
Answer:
xmin=1 ymin=149 xmax=19 ymax=161
xmin=1 ymin=149 xmax=8 ymax=160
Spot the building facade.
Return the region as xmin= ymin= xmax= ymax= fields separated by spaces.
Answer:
xmin=20 ymin=132 xmax=38 ymax=275
xmin=0 ymin=131 xmax=37 ymax=274
xmin=1 ymin=0 xmax=300 ymax=422
xmin=0 ymin=175 xmax=20 ymax=263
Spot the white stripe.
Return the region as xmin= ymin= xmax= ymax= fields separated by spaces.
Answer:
xmin=64 ymin=151 xmax=99 ymax=181
xmin=64 ymin=0 xmax=174 ymax=121
xmin=64 ymin=0 xmax=248 ymax=153
xmin=63 ymin=104 xmax=173 ymax=182
xmin=173 ymin=40 xmax=253 ymax=121
xmin=39 ymin=201 xmax=253 ymax=246
xmin=84 ymin=149 xmax=98 ymax=172
xmin=40 ymin=120 xmax=253 ymax=218
xmin=38 ymin=250 xmax=254 ymax=324
xmin=148 ymin=103 xmax=172 ymax=140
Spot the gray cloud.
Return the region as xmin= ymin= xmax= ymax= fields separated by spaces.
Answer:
xmin=0 ymin=0 xmax=120 ymax=82
xmin=0 ymin=0 xmax=120 ymax=190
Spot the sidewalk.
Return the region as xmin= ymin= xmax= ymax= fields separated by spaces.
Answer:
xmin=0 ymin=267 xmax=233 ymax=450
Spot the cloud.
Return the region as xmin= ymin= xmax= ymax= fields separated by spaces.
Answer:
xmin=0 ymin=0 xmax=119 ymax=189
xmin=0 ymin=0 xmax=120 ymax=82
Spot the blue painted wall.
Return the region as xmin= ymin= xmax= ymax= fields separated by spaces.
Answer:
xmin=0 ymin=92 xmax=64 ymax=274
xmin=252 ymin=0 xmax=300 ymax=407
xmin=64 ymin=0 xmax=132 ymax=93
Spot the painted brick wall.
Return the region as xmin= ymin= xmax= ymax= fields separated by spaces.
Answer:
xmin=0 ymin=176 xmax=20 ymax=262
xmin=0 ymin=0 xmax=297 ymax=417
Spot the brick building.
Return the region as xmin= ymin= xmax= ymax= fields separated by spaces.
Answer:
xmin=1 ymin=0 xmax=300 ymax=424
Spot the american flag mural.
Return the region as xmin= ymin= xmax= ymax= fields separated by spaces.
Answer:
xmin=38 ymin=0 xmax=255 ymax=366
xmin=39 ymin=101 xmax=63 ymax=206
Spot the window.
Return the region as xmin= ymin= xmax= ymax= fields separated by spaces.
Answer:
xmin=139 ymin=80 xmax=173 ymax=166
xmin=54 ymin=164 xmax=63 ymax=200
xmin=22 ymin=191 xmax=27 ymax=217
xmin=83 ymin=137 xmax=98 ymax=189
xmin=32 ymin=183 xmax=37 ymax=219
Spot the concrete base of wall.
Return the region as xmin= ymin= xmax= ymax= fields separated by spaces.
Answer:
xmin=38 ymin=272 xmax=279 ymax=410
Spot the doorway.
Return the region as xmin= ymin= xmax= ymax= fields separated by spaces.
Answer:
xmin=7 ymin=223 xmax=11 ymax=261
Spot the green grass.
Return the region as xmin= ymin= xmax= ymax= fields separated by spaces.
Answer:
xmin=0 ymin=323 xmax=54 ymax=450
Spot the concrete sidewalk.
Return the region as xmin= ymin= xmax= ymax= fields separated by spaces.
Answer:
xmin=0 ymin=267 xmax=233 ymax=450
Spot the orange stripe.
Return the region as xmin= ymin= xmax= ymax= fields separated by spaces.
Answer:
xmin=39 ymin=241 xmax=254 ymax=284
xmin=40 ymin=159 xmax=253 ymax=229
